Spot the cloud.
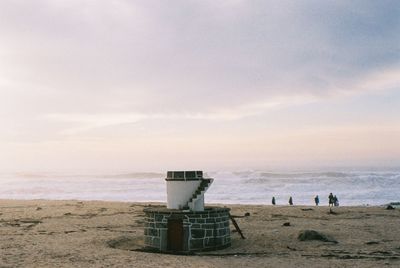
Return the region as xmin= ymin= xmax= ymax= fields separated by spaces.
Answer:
xmin=0 ymin=0 xmax=399 ymax=145
xmin=41 ymin=92 xmax=324 ymax=135
xmin=40 ymin=63 xmax=400 ymax=135
xmin=1 ymin=1 xmax=399 ymax=108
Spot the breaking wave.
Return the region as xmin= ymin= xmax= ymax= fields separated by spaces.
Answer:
xmin=0 ymin=170 xmax=399 ymax=206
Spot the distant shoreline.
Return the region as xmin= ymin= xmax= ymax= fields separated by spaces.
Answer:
xmin=0 ymin=199 xmax=397 ymax=208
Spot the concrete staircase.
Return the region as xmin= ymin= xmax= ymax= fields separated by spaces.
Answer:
xmin=185 ymin=178 xmax=213 ymax=211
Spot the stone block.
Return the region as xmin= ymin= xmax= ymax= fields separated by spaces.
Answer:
xmin=201 ymin=223 xmax=215 ymax=229
xmin=189 ymin=214 xmax=202 ymax=218
xmin=218 ymin=228 xmax=226 ymax=236
xmin=153 ymin=237 xmax=160 ymax=249
xmin=155 ymin=222 xmax=166 ymax=228
xmin=191 ymin=229 xmax=205 ymax=238
xmin=196 ymin=218 xmax=205 ymax=224
xmin=220 ymin=237 xmax=227 ymax=245
xmin=205 ymin=218 xmax=215 ymax=223
xmin=155 ymin=214 xmax=164 ymax=221
xmin=190 ymin=238 xmax=204 ymax=250
xmin=208 ymin=213 xmax=217 ymax=218
xmin=204 ymin=237 xmax=214 ymax=248
xmin=214 ymin=237 xmax=223 ymax=245
xmin=149 ymin=228 xmax=159 ymax=237
xmin=144 ymin=236 xmax=153 ymax=245
xmin=160 ymin=229 xmax=167 ymax=251
xmin=206 ymin=229 xmax=213 ymax=237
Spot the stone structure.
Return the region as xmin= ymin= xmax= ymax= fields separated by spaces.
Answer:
xmin=144 ymin=207 xmax=231 ymax=253
xmin=143 ymin=170 xmax=231 ymax=253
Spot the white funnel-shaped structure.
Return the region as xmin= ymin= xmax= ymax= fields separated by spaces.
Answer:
xmin=166 ymin=171 xmax=213 ymax=211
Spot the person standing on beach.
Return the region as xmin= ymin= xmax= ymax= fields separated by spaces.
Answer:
xmin=289 ymin=196 xmax=293 ymax=205
xmin=334 ymin=195 xmax=339 ymax=206
xmin=314 ymin=195 xmax=319 ymax=206
xmin=272 ymin=196 xmax=276 ymax=205
xmin=328 ymin=193 xmax=334 ymax=207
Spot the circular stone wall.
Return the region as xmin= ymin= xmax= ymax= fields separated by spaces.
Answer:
xmin=143 ymin=207 xmax=231 ymax=253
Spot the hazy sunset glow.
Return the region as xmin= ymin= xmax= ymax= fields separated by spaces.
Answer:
xmin=1 ymin=1 xmax=399 ymax=172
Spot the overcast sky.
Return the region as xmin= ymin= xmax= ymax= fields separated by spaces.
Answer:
xmin=1 ymin=0 xmax=399 ymax=172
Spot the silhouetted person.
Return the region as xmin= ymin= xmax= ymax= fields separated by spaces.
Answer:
xmin=289 ymin=196 xmax=293 ymax=205
xmin=328 ymin=193 xmax=334 ymax=207
xmin=333 ymin=195 xmax=339 ymax=206
xmin=314 ymin=195 xmax=319 ymax=206
xmin=272 ymin=196 xmax=276 ymax=205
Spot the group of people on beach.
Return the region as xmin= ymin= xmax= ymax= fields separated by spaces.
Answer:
xmin=271 ymin=193 xmax=339 ymax=206
xmin=328 ymin=192 xmax=339 ymax=207
xmin=271 ymin=196 xmax=295 ymax=206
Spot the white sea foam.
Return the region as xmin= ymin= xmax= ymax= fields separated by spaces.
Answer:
xmin=0 ymin=171 xmax=399 ymax=206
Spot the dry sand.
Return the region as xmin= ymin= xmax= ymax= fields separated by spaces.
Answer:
xmin=0 ymin=200 xmax=399 ymax=267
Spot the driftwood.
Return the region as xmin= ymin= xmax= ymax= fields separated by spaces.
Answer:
xmin=229 ymin=214 xmax=245 ymax=239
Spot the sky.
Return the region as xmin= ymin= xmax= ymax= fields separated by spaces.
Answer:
xmin=0 ymin=0 xmax=399 ymax=172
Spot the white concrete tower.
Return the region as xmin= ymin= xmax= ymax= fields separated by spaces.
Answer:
xmin=165 ymin=171 xmax=213 ymax=211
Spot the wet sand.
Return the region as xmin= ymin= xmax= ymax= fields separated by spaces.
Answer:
xmin=1 ymin=200 xmax=399 ymax=267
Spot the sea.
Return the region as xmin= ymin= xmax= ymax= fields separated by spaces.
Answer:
xmin=0 ymin=170 xmax=399 ymax=206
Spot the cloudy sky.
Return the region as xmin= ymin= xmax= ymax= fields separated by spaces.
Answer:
xmin=1 ymin=0 xmax=399 ymax=172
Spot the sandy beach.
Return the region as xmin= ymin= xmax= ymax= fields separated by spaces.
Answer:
xmin=0 ymin=200 xmax=399 ymax=267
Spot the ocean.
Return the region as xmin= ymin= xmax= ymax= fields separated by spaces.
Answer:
xmin=0 ymin=170 xmax=399 ymax=206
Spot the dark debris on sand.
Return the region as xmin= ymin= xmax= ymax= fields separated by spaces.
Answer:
xmin=298 ymin=230 xmax=338 ymax=243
